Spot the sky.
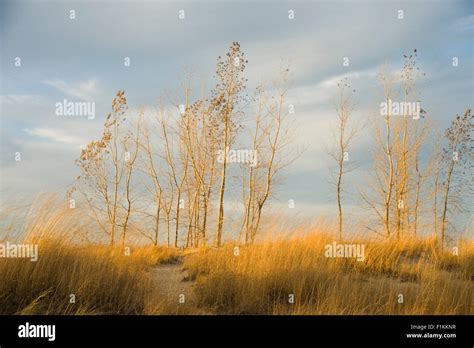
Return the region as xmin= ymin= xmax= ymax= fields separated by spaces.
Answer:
xmin=0 ymin=0 xmax=473 ymax=235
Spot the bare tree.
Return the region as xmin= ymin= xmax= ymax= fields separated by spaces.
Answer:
xmin=393 ymin=49 xmax=425 ymax=239
xmin=241 ymin=70 xmax=298 ymax=244
xmin=73 ymin=91 xmax=129 ymax=246
xmin=140 ymin=118 xmax=163 ymax=246
xmin=108 ymin=92 xmax=128 ymax=245
xmin=160 ymin=112 xmax=189 ymax=248
xmin=429 ymin=133 xmax=443 ymax=240
xmin=439 ymin=108 xmax=473 ymax=248
xmin=329 ymin=78 xmax=358 ymax=241
xmin=120 ymin=108 xmax=142 ymax=246
xmin=211 ymin=42 xmax=247 ymax=247
xmin=363 ymin=66 xmax=397 ymax=239
xmin=409 ymin=114 xmax=430 ymax=238
xmin=181 ymin=96 xmax=218 ymax=247
xmin=363 ymin=50 xmax=429 ymax=240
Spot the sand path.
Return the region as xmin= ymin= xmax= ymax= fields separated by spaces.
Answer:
xmin=149 ymin=261 xmax=193 ymax=300
xmin=148 ymin=258 xmax=215 ymax=314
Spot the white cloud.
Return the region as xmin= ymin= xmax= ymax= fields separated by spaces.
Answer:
xmin=452 ymin=14 xmax=474 ymax=32
xmin=23 ymin=127 xmax=88 ymax=148
xmin=42 ymin=79 xmax=98 ymax=101
xmin=0 ymin=94 xmax=45 ymax=105
xmin=288 ymin=67 xmax=378 ymax=108
xmin=0 ymin=139 xmax=80 ymax=198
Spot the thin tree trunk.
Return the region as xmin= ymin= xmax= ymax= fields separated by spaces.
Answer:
xmin=166 ymin=214 xmax=171 ymax=247
xmin=216 ymin=139 xmax=228 ymax=247
xmin=440 ymin=159 xmax=455 ymax=249
xmin=174 ymin=191 xmax=181 ymax=248
xmin=337 ymin=119 xmax=344 ymax=241
xmin=110 ymin=123 xmax=119 ymax=246
xmin=154 ymin=197 xmax=161 ymax=246
xmin=337 ymin=174 xmax=343 ymax=241
xmin=433 ymin=171 xmax=439 ymax=241
xmin=413 ymin=170 xmax=421 ymax=238
xmin=384 ymin=110 xmax=394 ymax=239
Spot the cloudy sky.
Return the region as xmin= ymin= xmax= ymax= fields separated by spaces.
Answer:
xmin=1 ymin=0 xmax=473 ymax=232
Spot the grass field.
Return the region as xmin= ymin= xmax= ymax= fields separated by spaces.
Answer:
xmin=0 ymin=204 xmax=472 ymax=315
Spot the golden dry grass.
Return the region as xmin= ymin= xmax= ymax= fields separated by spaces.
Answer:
xmin=1 ymin=200 xmax=472 ymax=315
xmin=0 ymin=237 xmax=186 ymax=315
xmin=0 ymin=199 xmax=180 ymax=315
xmin=0 ymin=238 xmax=148 ymax=314
xmin=184 ymin=233 xmax=474 ymax=315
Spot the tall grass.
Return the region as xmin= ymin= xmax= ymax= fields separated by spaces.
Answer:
xmin=0 ymin=238 xmax=150 ymax=314
xmin=1 ymin=199 xmax=472 ymax=315
xmin=184 ymin=233 xmax=473 ymax=314
xmin=0 ymin=198 xmax=179 ymax=314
